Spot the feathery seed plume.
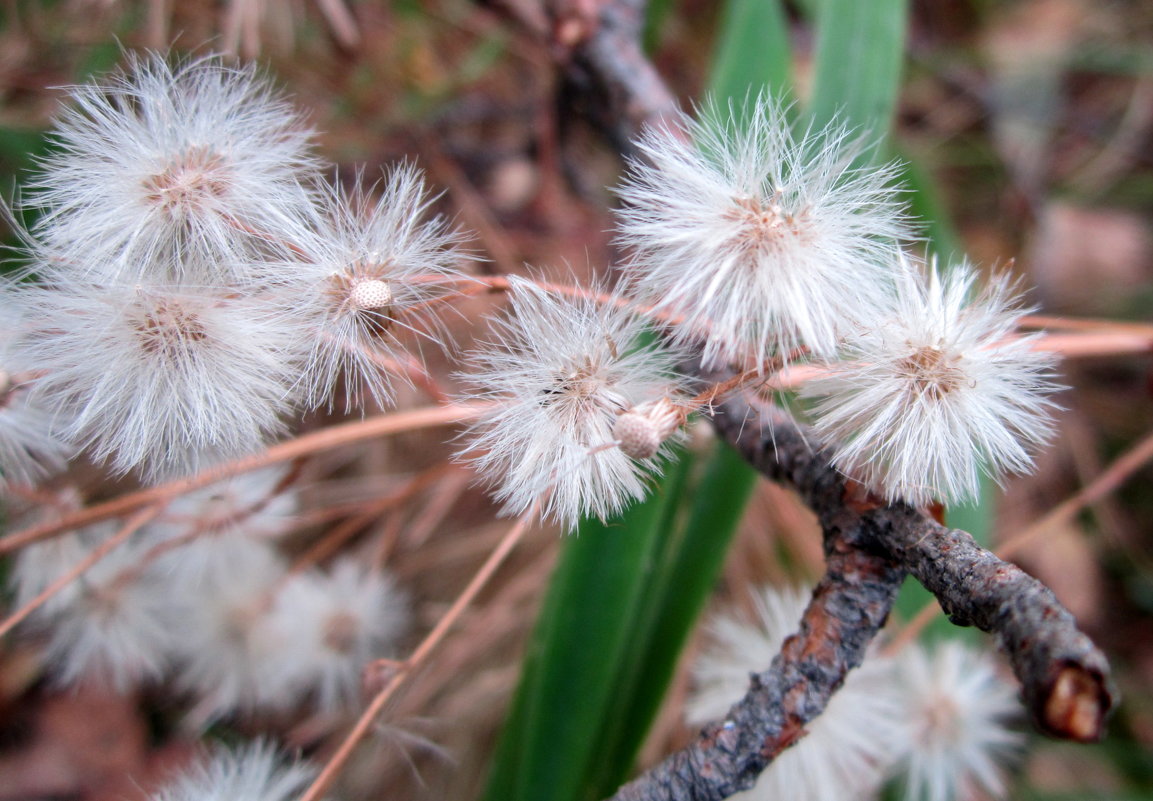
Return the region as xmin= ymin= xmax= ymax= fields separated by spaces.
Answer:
xmin=458 ymin=277 xmax=687 ymax=529
xmin=615 ymin=93 xmax=910 ymax=367
xmin=25 ymin=53 xmax=319 ymax=284
xmin=803 ymin=258 xmax=1059 ymax=507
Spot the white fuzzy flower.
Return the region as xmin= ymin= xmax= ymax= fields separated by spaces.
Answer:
xmin=170 ymin=539 xmax=293 ymax=721
xmin=11 ymin=497 xmax=108 ymax=618
xmin=0 ymin=290 xmax=74 ymax=485
xmin=36 ymin=530 xmax=181 ymax=690
xmin=0 ymin=373 xmax=74 ymax=486
xmin=803 ymin=260 xmax=1060 ymax=507
xmin=149 ymin=740 xmax=316 ymax=801
xmin=263 ymin=558 xmax=408 ymax=712
xmin=11 ymin=531 xmax=93 ymax=617
xmin=23 ymin=283 xmax=300 ymax=483
xmin=458 ymin=277 xmax=687 ymax=529
xmin=25 ymin=52 xmax=319 ymax=284
xmin=615 ymin=94 xmax=910 ymax=366
xmin=891 ymin=641 xmax=1023 ymax=801
xmin=287 ymin=166 xmax=468 ymax=410
xmin=688 ymin=584 xmax=903 ymax=801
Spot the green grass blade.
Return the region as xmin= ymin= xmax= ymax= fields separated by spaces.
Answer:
xmin=585 ymin=441 xmax=758 ymax=793
xmin=707 ymin=0 xmax=791 ymax=102
xmin=481 ymin=452 xmax=693 ymax=801
xmin=808 ymin=0 xmax=909 ymax=134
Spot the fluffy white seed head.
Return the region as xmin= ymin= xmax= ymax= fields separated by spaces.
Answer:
xmin=169 ymin=539 xmax=292 ymax=722
xmin=24 ymin=52 xmax=320 ymax=284
xmin=287 ymin=166 xmax=469 ymax=410
xmin=262 ymin=558 xmax=408 ymax=712
xmin=458 ymin=277 xmax=688 ymax=529
xmin=687 ymin=584 xmax=903 ymax=801
xmin=0 ymin=291 xmax=74 ymax=485
xmin=0 ymin=374 xmax=73 ymax=487
xmin=23 ymin=283 xmax=301 ymax=483
xmin=803 ymin=259 xmax=1060 ymax=507
xmin=891 ymin=642 xmax=1023 ymax=801
xmin=615 ymin=93 xmax=911 ymax=367
xmin=11 ymin=499 xmax=109 ymax=619
xmin=148 ymin=740 xmax=316 ymax=801
xmin=37 ymin=532 xmax=181 ymax=690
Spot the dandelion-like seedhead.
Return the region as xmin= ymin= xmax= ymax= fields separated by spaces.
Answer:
xmin=892 ymin=642 xmax=1023 ymax=801
xmin=288 ymin=165 xmax=469 ymax=410
xmin=615 ymin=93 xmax=910 ymax=367
xmin=23 ymin=283 xmax=300 ymax=482
xmin=803 ymin=259 xmax=1060 ymax=507
xmin=25 ymin=53 xmax=320 ymax=283
xmin=12 ymin=511 xmax=111 ymax=619
xmin=149 ymin=740 xmax=316 ymax=801
xmin=170 ymin=539 xmax=291 ymax=721
xmin=0 ymin=293 xmax=74 ymax=485
xmin=41 ymin=548 xmax=179 ymax=690
xmin=688 ymin=584 xmax=902 ymax=801
xmin=458 ymin=277 xmax=688 ymax=529
xmin=263 ymin=558 xmax=408 ymax=712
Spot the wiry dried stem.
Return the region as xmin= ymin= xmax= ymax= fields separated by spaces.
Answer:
xmin=298 ymin=506 xmax=536 ymax=801
xmin=0 ymin=403 xmax=489 ymax=556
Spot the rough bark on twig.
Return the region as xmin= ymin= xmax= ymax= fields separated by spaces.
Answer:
xmin=549 ymin=0 xmax=679 ymax=152
xmin=608 ymin=507 xmax=905 ymax=801
xmin=709 ymin=392 xmax=1116 ymax=743
xmin=607 ymin=390 xmax=1115 ymax=801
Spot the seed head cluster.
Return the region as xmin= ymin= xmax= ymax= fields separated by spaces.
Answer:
xmin=614 ymin=95 xmax=1060 ymax=508
xmin=1 ymin=52 xmax=467 ymax=485
xmin=0 ymin=51 xmax=1070 ymax=798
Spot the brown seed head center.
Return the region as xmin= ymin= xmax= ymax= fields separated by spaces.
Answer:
xmin=726 ymin=193 xmax=806 ymax=249
xmin=324 ymin=611 xmax=361 ymax=654
xmin=897 ymin=346 xmax=965 ymax=401
xmin=133 ymin=299 xmax=208 ymax=356
xmin=142 ymin=145 xmax=229 ymax=215
xmin=922 ymin=692 xmax=962 ymax=743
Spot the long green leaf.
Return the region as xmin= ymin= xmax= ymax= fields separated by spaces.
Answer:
xmin=707 ymin=0 xmax=791 ymax=102
xmin=482 ymin=451 xmax=692 ymax=801
xmin=808 ymin=0 xmax=908 ymax=134
xmin=586 ymin=441 xmax=758 ymax=794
